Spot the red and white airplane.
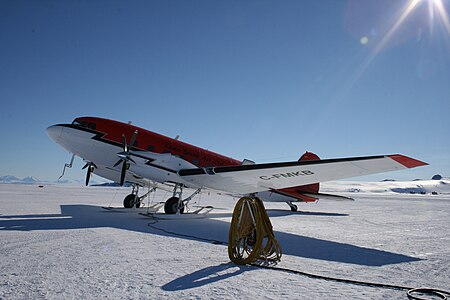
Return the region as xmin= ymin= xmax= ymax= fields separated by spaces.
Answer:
xmin=47 ymin=116 xmax=427 ymax=214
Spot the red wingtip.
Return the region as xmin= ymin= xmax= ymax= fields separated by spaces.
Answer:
xmin=389 ymin=154 xmax=428 ymax=168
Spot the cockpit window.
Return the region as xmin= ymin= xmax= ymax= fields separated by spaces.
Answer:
xmin=72 ymin=120 xmax=96 ymax=130
xmin=72 ymin=120 xmax=84 ymax=126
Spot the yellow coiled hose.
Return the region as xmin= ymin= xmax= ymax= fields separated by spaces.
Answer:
xmin=228 ymin=196 xmax=282 ymax=265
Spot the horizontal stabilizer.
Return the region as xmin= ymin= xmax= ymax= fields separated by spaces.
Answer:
xmin=302 ymin=192 xmax=355 ymax=201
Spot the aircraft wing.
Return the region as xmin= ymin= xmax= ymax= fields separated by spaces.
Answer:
xmin=179 ymin=154 xmax=427 ymax=195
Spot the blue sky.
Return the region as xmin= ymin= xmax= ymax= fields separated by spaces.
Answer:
xmin=1 ymin=0 xmax=449 ymax=182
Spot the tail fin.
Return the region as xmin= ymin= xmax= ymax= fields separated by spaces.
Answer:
xmin=299 ymin=151 xmax=320 ymax=162
xmin=297 ymin=151 xmax=320 ymax=194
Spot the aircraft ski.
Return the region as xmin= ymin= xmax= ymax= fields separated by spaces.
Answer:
xmin=140 ymin=205 xmax=215 ymax=220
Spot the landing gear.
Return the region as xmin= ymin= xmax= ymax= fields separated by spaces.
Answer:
xmin=164 ymin=197 xmax=185 ymax=214
xmin=123 ymin=194 xmax=139 ymax=208
xmin=164 ymin=183 xmax=184 ymax=214
xmin=287 ymin=201 xmax=298 ymax=212
xmin=163 ymin=184 xmax=202 ymax=214
xmin=123 ymin=185 xmax=156 ymax=208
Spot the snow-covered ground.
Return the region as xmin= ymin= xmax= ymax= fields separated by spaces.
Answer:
xmin=1 ymin=183 xmax=449 ymax=299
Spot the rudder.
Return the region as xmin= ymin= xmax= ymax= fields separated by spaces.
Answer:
xmin=297 ymin=151 xmax=320 ymax=194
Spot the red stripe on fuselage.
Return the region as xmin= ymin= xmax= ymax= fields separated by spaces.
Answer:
xmin=74 ymin=117 xmax=242 ymax=168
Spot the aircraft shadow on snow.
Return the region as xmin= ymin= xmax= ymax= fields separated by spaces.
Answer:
xmin=0 ymin=204 xmax=420 ymax=269
xmin=161 ymin=262 xmax=248 ymax=291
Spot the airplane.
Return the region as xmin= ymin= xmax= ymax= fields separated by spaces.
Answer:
xmin=47 ymin=116 xmax=428 ymax=214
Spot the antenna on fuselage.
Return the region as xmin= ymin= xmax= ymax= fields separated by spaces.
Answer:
xmin=127 ymin=121 xmax=132 ymax=125
xmin=174 ymin=135 xmax=180 ymax=140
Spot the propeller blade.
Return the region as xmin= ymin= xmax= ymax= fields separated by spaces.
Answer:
xmin=115 ymin=131 xmax=139 ymax=186
xmin=85 ymin=166 xmax=92 ymax=186
xmin=83 ymin=162 xmax=96 ymax=186
xmin=129 ymin=130 xmax=138 ymax=149
xmin=122 ymin=134 xmax=127 ymax=152
xmin=120 ymin=162 xmax=127 ymax=186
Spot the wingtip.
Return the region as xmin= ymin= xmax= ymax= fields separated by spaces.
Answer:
xmin=389 ymin=154 xmax=428 ymax=168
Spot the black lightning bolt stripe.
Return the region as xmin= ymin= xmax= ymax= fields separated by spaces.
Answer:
xmin=58 ymin=124 xmax=178 ymax=173
xmin=178 ymin=155 xmax=387 ymax=176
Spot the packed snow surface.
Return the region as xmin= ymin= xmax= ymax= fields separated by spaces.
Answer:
xmin=1 ymin=183 xmax=449 ymax=299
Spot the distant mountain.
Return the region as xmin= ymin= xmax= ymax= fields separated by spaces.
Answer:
xmin=0 ymin=175 xmax=113 ymax=186
xmin=0 ymin=175 xmax=40 ymax=184
xmin=0 ymin=175 xmax=20 ymax=182
xmin=22 ymin=176 xmax=38 ymax=183
xmin=322 ymin=179 xmax=450 ymax=195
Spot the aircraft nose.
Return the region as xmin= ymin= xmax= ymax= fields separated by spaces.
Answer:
xmin=46 ymin=125 xmax=63 ymax=143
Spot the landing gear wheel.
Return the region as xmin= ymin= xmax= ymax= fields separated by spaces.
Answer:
xmin=287 ymin=201 xmax=298 ymax=212
xmin=164 ymin=197 xmax=184 ymax=214
xmin=123 ymin=194 xmax=138 ymax=208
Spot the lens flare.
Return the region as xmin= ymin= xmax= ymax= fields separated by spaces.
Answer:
xmin=360 ymin=36 xmax=369 ymax=45
xmin=373 ymin=0 xmax=421 ymax=55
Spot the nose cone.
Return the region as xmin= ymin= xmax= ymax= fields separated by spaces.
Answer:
xmin=46 ymin=125 xmax=63 ymax=143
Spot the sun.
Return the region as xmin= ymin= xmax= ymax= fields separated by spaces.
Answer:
xmin=425 ymin=0 xmax=450 ymax=35
xmin=372 ymin=0 xmax=450 ymax=55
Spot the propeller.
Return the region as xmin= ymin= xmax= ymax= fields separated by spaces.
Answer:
xmin=113 ymin=130 xmax=138 ymax=186
xmin=82 ymin=162 xmax=97 ymax=186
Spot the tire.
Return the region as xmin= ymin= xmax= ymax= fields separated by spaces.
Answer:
xmin=164 ymin=197 xmax=184 ymax=214
xmin=123 ymin=194 xmax=136 ymax=208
